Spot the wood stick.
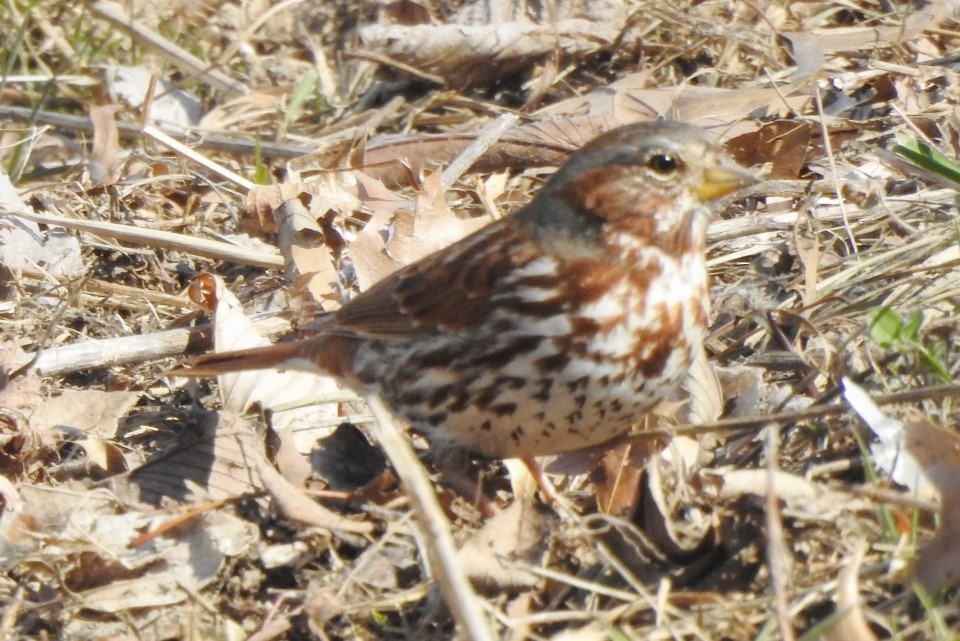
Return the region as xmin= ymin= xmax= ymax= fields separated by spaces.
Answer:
xmin=27 ymin=315 xmax=290 ymax=376
xmin=91 ymin=1 xmax=247 ymax=96
xmin=2 ymin=210 xmax=283 ymax=270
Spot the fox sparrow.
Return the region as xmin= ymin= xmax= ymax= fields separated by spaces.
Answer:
xmin=179 ymin=121 xmax=756 ymax=458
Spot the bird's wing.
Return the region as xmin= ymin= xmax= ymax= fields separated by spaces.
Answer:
xmin=328 ymin=221 xmax=533 ymax=340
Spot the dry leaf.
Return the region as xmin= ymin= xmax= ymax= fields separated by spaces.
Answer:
xmin=188 ymin=272 xmax=347 ymax=443
xmin=825 ymin=544 xmax=877 ymax=641
xmin=458 ymin=500 xmax=552 ymax=593
xmin=539 ymin=75 xmax=806 ymax=134
xmin=800 ymin=10 xmax=938 ymax=54
xmin=592 ymin=438 xmax=662 ymax=517
xmin=0 ymin=345 xmax=60 ymax=468
xmin=0 ymin=174 xmax=84 ymax=278
xmin=278 ymin=199 xmax=341 ymax=319
xmin=75 ymin=436 xmax=128 ymax=476
xmin=344 ymin=206 xmax=399 ymax=292
xmin=273 ymin=427 xmax=313 ymax=488
xmin=384 ymin=171 xmax=488 ymax=264
xmin=903 ymin=412 xmax=960 ymax=592
xmin=351 ymin=170 xmax=488 ymax=290
xmin=781 ymin=32 xmax=824 ymax=86
xmin=104 ymin=64 xmax=203 ymax=129
xmin=683 ymin=346 xmax=723 ymax=426
xmin=75 ymin=509 xmax=256 ymax=612
xmin=725 ymin=121 xmax=816 ymax=179
xmin=0 ymin=484 xmax=257 ymax=612
xmin=130 ymin=410 xmax=266 ymax=504
xmin=713 ymin=365 xmax=763 ymax=418
xmin=359 ymin=1 xmax=626 ymax=88
xmin=247 ymin=175 xmax=359 ymax=316
xmin=29 ymin=390 xmax=141 ymax=439
xmin=87 ymin=103 xmax=122 ymax=185
xmin=333 ymin=79 xmax=808 ymax=191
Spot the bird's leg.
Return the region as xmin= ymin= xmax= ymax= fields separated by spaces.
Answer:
xmin=521 ymin=457 xmax=559 ymax=505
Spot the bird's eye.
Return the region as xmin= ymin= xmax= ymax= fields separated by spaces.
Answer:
xmin=647 ymin=153 xmax=680 ymax=175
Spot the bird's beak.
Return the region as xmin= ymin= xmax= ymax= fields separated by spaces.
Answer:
xmin=695 ymin=157 xmax=759 ymax=201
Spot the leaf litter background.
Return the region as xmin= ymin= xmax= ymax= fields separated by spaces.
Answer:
xmin=2 ymin=0 xmax=960 ymax=639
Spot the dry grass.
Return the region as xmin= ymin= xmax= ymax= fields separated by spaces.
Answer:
xmin=1 ymin=0 xmax=960 ymax=639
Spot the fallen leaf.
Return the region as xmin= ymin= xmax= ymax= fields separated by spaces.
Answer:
xmin=825 ymin=544 xmax=877 ymax=641
xmin=781 ymin=32 xmax=824 ymax=87
xmin=130 ymin=410 xmax=265 ymax=504
xmin=358 ymin=0 xmax=626 ymax=88
xmin=793 ymin=10 xmax=938 ymax=54
xmin=75 ymin=436 xmax=128 ymax=476
xmin=458 ymin=500 xmax=553 ymax=593
xmin=0 ymin=483 xmax=257 ymax=612
xmin=383 ymin=171 xmax=489 ymax=265
xmin=188 ymin=272 xmax=348 ymax=444
xmin=351 ymin=170 xmax=488 ymax=290
xmin=725 ymin=121 xmax=816 ymax=179
xmin=903 ymin=411 xmax=960 ymax=592
xmin=683 ymin=347 xmax=723 ymax=426
xmin=592 ymin=438 xmax=661 ymax=517
xmin=87 ymin=103 xmax=122 ymax=185
xmin=29 ymin=389 xmax=141 ymax=439
xmin=104 ymin=64 xmax=203 ymax=129
xmin=0 ymin=174 xmax=84 ymax=278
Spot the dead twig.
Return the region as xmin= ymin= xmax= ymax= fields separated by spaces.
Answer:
xmin=91 ymin=0 xmax=247 ymax=96
xmin=27 ymin=314 xmax=290 ymax=375
xmin=364 ymin=394 xmax=495 ymax=641
xmin=665 ymin=383 xmax=960 ymax=437
xmin=2 ymin=209 xmax=283 ymax=269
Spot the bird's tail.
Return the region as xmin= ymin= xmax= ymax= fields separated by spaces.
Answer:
xmin=170 ymin=338 xmax=349 ymax=378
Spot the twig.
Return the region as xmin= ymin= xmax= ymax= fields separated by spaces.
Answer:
xmin=10 ymin=276 xmax=87 ymax=380
xmin=346 ymin=50 xmax=446 ymax=86
xmin=813 ymin=84 xmax=857 ymax=255
xmin=364 ymin=394 xmax=495 ymax=641
xmin=664 ymin=383 xmax=960 ymax=437
xmin=255 ymin=457 xmax=375 ymax=535
xmin=0 ymin=586 xmax=24 ymax=638
xmin=0 ymin=105 xmax=315 ymax=160
xmin=1 ymin=209 xmax=283 ymax=269
xmin=91 ymin=0 xmax=247 ymax=96
xmin=128 ymin=496 xmax=252 ymax=547
xmin=26 ymin=315 xmax=290 ymax=376
xmin=826 ymin=482 xmax=938 ymax=512
xmin=8 ymin=264 xmax=191 ymax=313
xmin=143 ymin=125 xmax=255 ymax=190
xmin=764 ymin=425 xmax=796 ymax=641
xmin=81 ymin=277 xmax=193 ymax=309
xmin=216 ymin=0 xmax=310 ymax=68
xmin=442 ymin=113 xmax=521 ymax=189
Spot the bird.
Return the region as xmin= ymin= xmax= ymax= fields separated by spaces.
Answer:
xmin=177 ymin=121 xmax=757 ymax=459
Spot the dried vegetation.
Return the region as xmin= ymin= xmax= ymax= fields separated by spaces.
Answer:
xmin=1 ymin=0 xmax=960 ymax=639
